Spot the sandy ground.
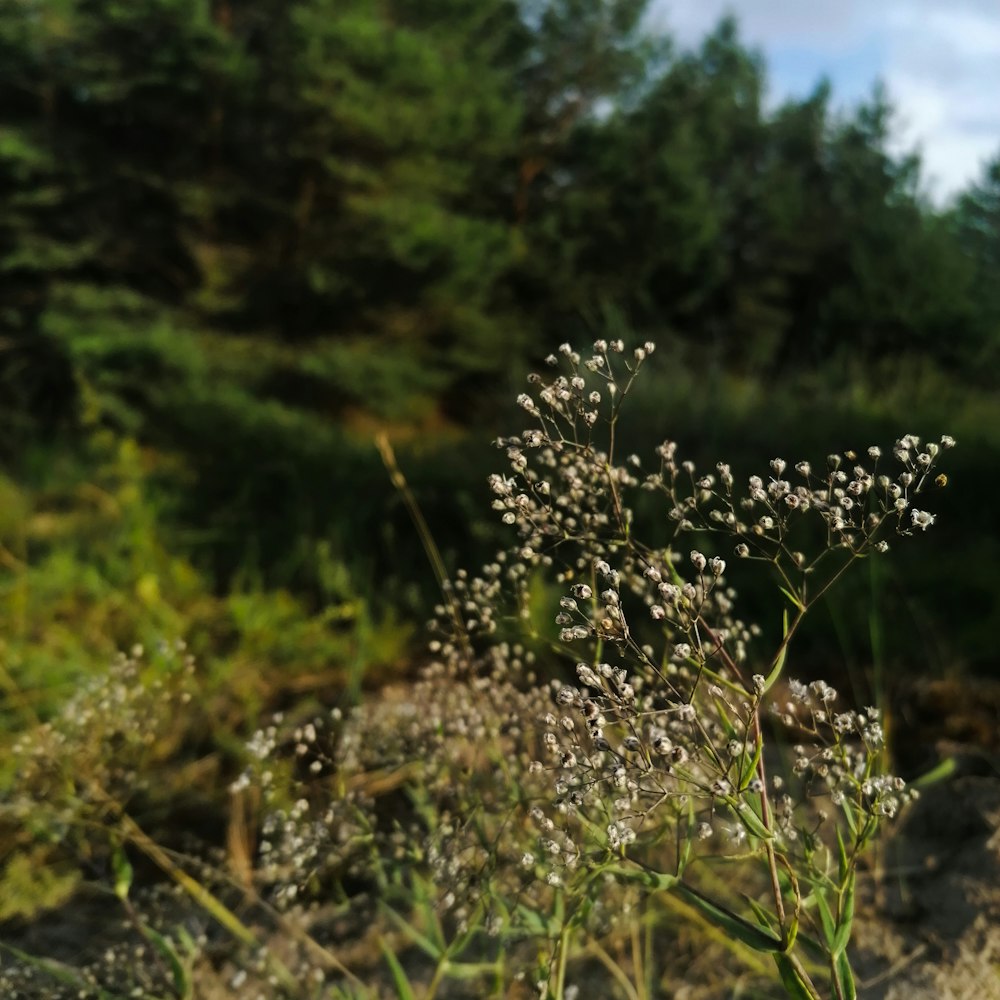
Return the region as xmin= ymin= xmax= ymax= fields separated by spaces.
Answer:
xmin=855 ymin=678 xmax=1000 ymax=999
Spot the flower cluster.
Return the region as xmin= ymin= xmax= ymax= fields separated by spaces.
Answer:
xmin=648 ymin=434 xmax=954 ymax=565
xmin=480 ymin=340 xmax=951 ymax=897
xmin=10 ymin=642 xmax=197 ymax=819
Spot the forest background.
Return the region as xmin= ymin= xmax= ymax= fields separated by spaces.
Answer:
xmin=1 ymin=0 xmax=998 ymax=753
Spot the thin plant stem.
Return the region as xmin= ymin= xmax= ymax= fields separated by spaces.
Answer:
xmin=583 ymin=937 xmax=641 ymax=1000
xmin=630 ymin=909 xmax=647 ymax=1000
xmin=553 ymin=921 xmax=571 ymax=999
xmin=376 ymin=433 xmax=471 ymax=658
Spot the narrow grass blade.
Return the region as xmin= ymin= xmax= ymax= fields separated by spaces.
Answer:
xmin=415 ymin=876 xmax=447 ymax=955
xmin=380 ymin=901 xmax=443 ymax=960
xmin=142 ymin=926 xmax=191 ymax=1000
xmin=738 ymin=735 xmax=763 ymax=791
xmin=910 ymin=756 xmax=957 ymax=789
xmin=763 ymin=609 xmax=791 ymax=693
xmin=379 ymin=938 xmax=417 ymax=1000
xmin=778 ymin=588 xmax=805 ymax=612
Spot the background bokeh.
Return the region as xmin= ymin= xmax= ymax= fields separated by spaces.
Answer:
xmin=0 ymin=0 xmax=997 ymax=723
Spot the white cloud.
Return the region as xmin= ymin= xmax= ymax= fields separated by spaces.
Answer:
xmin=881 ymin=3 xmax=1000 ymax=198
xmin=650 ymin=0 xmax=1000 ymax=200
xmin=653 ymin=0 xmax=871 ymax=49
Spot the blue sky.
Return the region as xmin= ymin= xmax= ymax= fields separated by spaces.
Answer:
xmin=650 ymin=0 xmax=1000 ymax=203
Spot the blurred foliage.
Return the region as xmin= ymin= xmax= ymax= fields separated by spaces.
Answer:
xmin=0 ymin=430 xmax=411 ymax=732
xmin=0 ymin=0 xmax=997 ymax=737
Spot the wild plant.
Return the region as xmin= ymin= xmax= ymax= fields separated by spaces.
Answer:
xmin=0 ymin=644 xmax=207 ymax=997
xmin=30 ymin=338 xmax=950 ymax=998
xmin=420 ymin=339 xmax=954 ymax=998
xmin=1 ymin=644 xmax=327 ymax=999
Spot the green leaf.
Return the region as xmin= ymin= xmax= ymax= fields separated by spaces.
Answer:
xmin=732 ymin=797 xmax=773 ymax=842
xmin=745 ymin=896 xmax=779 ymax=933
xmin=440 ymin=960 xmax=502 ymax=981
xmin=834 ymin=950 xmax=858 ymax=1000
xmin=142 ymin=926 xmax=190 ymax=999
xmin=413 ymin=873 xmax=447 ymax=954
xmin=679 ymin=800 xmax=695 ymax=874
xmin=606 ymin=864 xmax=679 ymax=892
xmin=910 ymin=756 xmax=957 ymax=789
xmin=840 ymin=798 xmax=857 ymax=839
xmin=812 ymin=889 xmax=836 ymax=949
xmin=832 ymin=873 xmax=855 ymax=956
xmin=785 ymin=913 xmax=800 ymax=952
xmin=763 ymin=609 xmax=791 ymax=692
xmin=778 ymin=587 xmax=806 ymax=612
xmin=773 ymin=953 xmax=816 ymax=1000
xmin=676 ymin=883 xmax=783 ymax=953
xmin=112 ymin=845 xmax=133 ymax=902
xmin=515 ymin=902 xmax=555 ymax=937
xmin=380 ymin=938 xmax=417 ymax=1000
xmin=380 ymin=902 xmax=443 ymax=960
xmin=794 ymin=928 xmax=828 ymax=963
xmin=836 ymin=827 xmax=851 ymax=883
xmin=738 ymin=735 xmax=763 ymax=790
xmin=714 ymin=696 xmax=735 ymax=736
